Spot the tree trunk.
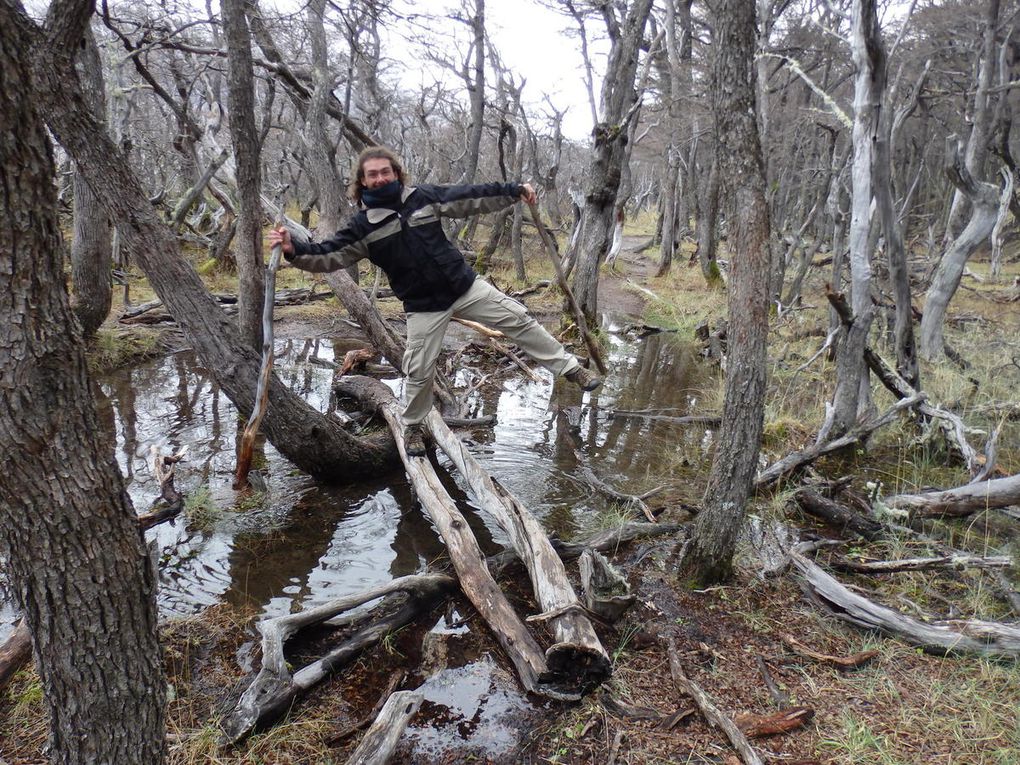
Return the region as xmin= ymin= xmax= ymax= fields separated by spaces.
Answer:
xmin=655 ymin=0 xmax=691 ymax=278
xmin=872 ymin=37 xmax=919 ymax=389
xmin=0 ymin=8 xmax=166 ymax=761
xmin=461 ymin=0 xmax=485 ymax=184
xmin=695 ymin=154 xmax=722 ymax=286
xmin=222 ymin=0 xmax=265 ymax=350
xmin=682 ymin=0 xmax=771 ymax=584
xmin=70 ymin=26 xmax=112 ymax=338
xmin=22 ymin=0 xmax=394 ymax=483
xmin=572 ymin=0 xmax=654 ymax=326
xmin=919 ymin=138 xmax=1000 ymax=359
xmin=824 ymin=0 xmax=879 ymax=440
xmin=943 ymin=0 xmax=1000 ymax=241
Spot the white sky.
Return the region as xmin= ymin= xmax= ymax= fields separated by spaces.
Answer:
xmin=386 ymin=0 xmax=607 ymax=140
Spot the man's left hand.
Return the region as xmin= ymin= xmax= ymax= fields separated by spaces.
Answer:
xmin=520 ymin=183 xmax=537 ymax=205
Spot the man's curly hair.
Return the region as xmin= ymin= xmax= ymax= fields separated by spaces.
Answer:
xmin=347 ymin=146 xmax=409 ymax=204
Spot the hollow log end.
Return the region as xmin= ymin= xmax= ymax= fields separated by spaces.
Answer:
xmin=544 ymin=642 xmax=613 ymax=694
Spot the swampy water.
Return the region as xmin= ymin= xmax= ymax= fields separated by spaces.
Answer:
xmin=3 ymin=321 xmax=713 ymax=760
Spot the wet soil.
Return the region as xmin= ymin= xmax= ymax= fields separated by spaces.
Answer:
xmin=3 ymin=240 xmax=1018 ymax=765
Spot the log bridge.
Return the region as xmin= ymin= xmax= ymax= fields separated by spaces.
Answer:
xmin=336 ymin=375 xmax=612 ymax=698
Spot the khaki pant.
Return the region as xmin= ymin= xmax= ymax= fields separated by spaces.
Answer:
xmin=401 ymin=279 xmax=581 ymax=425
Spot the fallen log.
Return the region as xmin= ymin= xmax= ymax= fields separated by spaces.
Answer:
xmin=790 ymin=547 xmax=1020 ymax=658
xmin=338 ymin=377 xmax=612 ymax=693
xmin=221 ymin=586 xmax=441 ymax=744
xmin=794 ymin=489 xmax=884 ymax=541
xmin=222 ymin=521 xmax=675 ymax=743
xmin=883 ymin=472 xmax=1020 ymax=517
xmin=665 ymin=637 xmax=765 ymax=765
xmin=389 ymin=405 xmax=568 ymax=697
xmin=344 ymin=690 xmax=423 ymax=765
xmin=607 ymin=410 xmax=722 ymax=427
xmin=118 ymin=288 xmax=332 ymax=323
xmin=579 ymin=549 xmax=636 ymax=622
xmin=333 ymin=375 xmax=601 ymax=696
xmin=756 ymin=393 xmax=924 ymax=488
xmin=831 ymin=553 xmax=1013 ymax=574
xmin=865 ymin=344 xmax=984 ymax=475
xmin=422 ymin=406 xmax=611 ymax=686
xmin=0 ymin=619 xmax=31 ymax=691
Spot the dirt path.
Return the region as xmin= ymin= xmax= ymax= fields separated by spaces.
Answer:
xmin=599 ymin=234 xmax=658 ymax=319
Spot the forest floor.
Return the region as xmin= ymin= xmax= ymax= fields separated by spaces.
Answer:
xmin=2 ymin=228 xmax=1020 ymax=764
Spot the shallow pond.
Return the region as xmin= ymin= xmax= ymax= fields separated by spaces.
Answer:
xmin=2 ymin=318 xmax=714 ymax=760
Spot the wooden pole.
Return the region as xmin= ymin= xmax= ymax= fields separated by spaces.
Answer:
xmin=234 ymin=204 xmax=286 ymax=489
xmin=526 ymin=201 xmax=607 ymax=375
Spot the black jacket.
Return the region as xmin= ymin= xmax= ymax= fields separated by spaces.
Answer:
xmin=287 ymin=182 xmax=523 ymax=312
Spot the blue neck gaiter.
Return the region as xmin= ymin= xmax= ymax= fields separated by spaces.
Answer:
xmin=361 ymin=180 xmax=403 ymax=208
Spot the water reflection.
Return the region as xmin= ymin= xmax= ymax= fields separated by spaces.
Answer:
xmin=0 ymin=324 xmax=712 ymax=640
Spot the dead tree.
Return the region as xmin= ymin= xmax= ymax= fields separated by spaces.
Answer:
xmin=823 ymin=0 xmax=881 ymax=441
xmin=571 ymin=0 xmax=655 ymax=326
xmin=920 ymin=137 xmax=1001 ymax=360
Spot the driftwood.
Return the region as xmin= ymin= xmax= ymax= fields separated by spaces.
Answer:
xmin=735 ymin=707 xmax=814 ymax=738
xmin=781 ymin=634 xmax=879 ymax=669
xmin=794 ymin=489 xmax=884 ymax=541
xmin=607 ymin=410 xmax=722 ymax=427
xmin=883 ymin=472 xmax=1020 ymax=517
xmin=0 ymin=619 xmax=31 ymax=691
xmin=221 ymin=575 xmax=448 ymax=744
xmin=421 ymin=406 xmax=611 ymax=686
xmin=790 ymin=547 xmax=1020 ymax=658
xmin=665 ymin=637 xmax=765 ymax=765
xmin=831 ymin=554 xmax=1013 ymax=574
xmin=572 ymin=447 xmax=659 ymax=523
xmin=344 ymin=690 xmax=423 ymax=765
xmin=579 ymin=549 xmax=636 ymax=621
xmin=756 ymin=393 xmax=924 ymax=488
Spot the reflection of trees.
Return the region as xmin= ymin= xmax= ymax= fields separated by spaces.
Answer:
xmin=223 ymin=489 xmax=361 ymax=612
xmin=389 ymin=485 xmax=445 ymax=578
xmin=600 ymin=334 xmax=666 ymax=473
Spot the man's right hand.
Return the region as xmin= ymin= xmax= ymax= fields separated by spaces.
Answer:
xmin=268 ymin=227 xmax=294 ymax=256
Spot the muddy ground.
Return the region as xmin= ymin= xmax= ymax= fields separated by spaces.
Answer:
xmin=2 ymin=238 xmax=1018 ymax=765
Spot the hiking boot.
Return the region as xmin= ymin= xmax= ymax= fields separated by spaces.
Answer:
xmin=403 ymin=424 xmax=427 ymax=458
xmin=565 ymin=365 xmax=603 ymax=392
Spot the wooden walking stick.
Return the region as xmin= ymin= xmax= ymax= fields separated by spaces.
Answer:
xmin=526 ymin=201 xmax=607 ymax=375
xmin=234 ymin=190 xmax=288 ymax=489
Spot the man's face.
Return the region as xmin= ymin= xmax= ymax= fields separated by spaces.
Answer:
xmin=362 ymin=158 xmax=397 ymax=189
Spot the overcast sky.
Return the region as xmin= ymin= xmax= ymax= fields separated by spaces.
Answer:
xmin=386 ymin=0 xmax=608 ymax=141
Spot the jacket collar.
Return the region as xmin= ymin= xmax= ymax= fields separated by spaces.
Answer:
xmin=363 ymin=185 xmax=416 ymax=224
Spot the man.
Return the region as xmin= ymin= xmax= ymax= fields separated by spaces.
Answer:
xmin=269 ymin=146 xmax=601 ymax=458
